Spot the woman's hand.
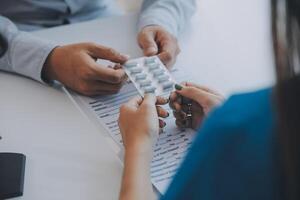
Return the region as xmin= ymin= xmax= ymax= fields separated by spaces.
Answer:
xmin=119 ymin=94 xmax=169 ymax=152
xmin=170 ymin=82 xmax=224 ymax=130
xmin=118 ymin=94 xmax=169 ymax=200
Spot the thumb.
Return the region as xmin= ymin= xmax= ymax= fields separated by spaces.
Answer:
xmin=127 ymin=96 xmax=143 ymax=109
xmin=142 ymin=94 xmax=159 ymax=119
xmin=138 ymin=30 xmax=158 ymax=56
xmin=143 ymin=93 xmax=156 ymax=105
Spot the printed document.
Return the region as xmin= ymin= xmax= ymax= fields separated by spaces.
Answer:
xmin=65 ymin=68 xmax=196 ymax=194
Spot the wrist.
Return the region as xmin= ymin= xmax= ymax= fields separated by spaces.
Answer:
xmin=124 ymin=139 xmax=153 ymax=159
xmin=41 ymin=47 xmax=59 ymax=82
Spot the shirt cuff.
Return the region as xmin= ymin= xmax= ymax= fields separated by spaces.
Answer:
xmin=9 ymin=31 xmax=57 ymax=83
xmin=138 ymin=15 xmax=178 ymax=37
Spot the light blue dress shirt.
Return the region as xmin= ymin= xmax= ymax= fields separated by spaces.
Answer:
xmin=0 ymin=0 xmax=196 ymax=83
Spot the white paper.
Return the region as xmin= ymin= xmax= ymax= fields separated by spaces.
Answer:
xmin=67 ymin=68 xmax=196 ymax=194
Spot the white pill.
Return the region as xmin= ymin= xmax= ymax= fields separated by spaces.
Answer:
xmin=145 ymin=57 xmax=156 ymax=64
xmin=130 ymin=67 xmax=143 ymax=74
xmin=162 ymin=81 xmax=174 ymax=90
xmin=157 ymin=75 xmax=169 ymax=83
xmin=124 ymin=62 xmax=138 ymax=68
xmin=143 ymin=86 xmax=156 ymax=93
xmin=135 ymin=73 xmax=147 ymax=81
xmin=152 ymin=69 xmax=165 ymax=76
xmin=139 ymin=80 xmax=152 ymax=87
xmin=147 ymin=63 xmax=160 ymax=71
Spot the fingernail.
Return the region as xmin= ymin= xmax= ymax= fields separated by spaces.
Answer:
xmin=175 ymin=84 xmax=183 ymax=90
xmin=121 ymin=54 xmax=130 ymax=59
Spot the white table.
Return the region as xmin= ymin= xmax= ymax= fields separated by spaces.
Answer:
xmin=0 ymin=0 xmax=274 ymax=199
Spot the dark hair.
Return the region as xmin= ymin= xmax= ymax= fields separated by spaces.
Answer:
xmin=0 ymin=34 xmax=8 ymax=57
xmin=272 ymin=0 xmax=300 ymax=199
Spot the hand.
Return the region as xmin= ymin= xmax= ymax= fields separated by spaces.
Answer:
xmin=138 ymin=25 xmax=180 ymax=68
xmin=119 ymin=94 xmax=169 ymax=152
xmin=42 ymin=43 xmax=129 ymax=96
xmin=169 ymin=82 xmax=225 ymax=130
xmin=119 ymin=95 xmax=167 ymax=200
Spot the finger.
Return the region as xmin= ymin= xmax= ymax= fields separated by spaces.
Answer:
xmin=90 ymin=63 xmax=127 ymax=84
xmin=88 ymin=43 xmax=129 ymax=63
xmin=159 ymin=119 xmax=166 ymax=128
xmin=158 ymin=39 xmax=178 ymax=67
xmin=143 ymin=93 xmax=157 ymax=105
xmin=175 ymin=119 xmax=185 ymax=128
xmin=156 ymin=106 xmax=169 ymax=118
xmin=184 ymin=82 xmax=222 ymax=96
xmin=94 ymin=80 xmax=124 ymax=91
xmin=175 ymin=84 xmax=218 ymax=107
xmin=173 ymin=110 xmax=186 ymax=120
xmin=113 ymin=63 xmax=123 ymax=70
xmin=169 ymin=99 xmax=181 ymax=111
xmin=172 ymin=101 xmax=181 ymax=111
xmin=169 ymin=92 xmax=180 ymax=110
xmin=169 ymin=91 xmax=178 ymax=102
xmin=138 ymin=28 xmax=158 ymax=56
xmin=182 ymin=82 xmax=224 ymax=103
xmin=114 ymin=64 xmax=128 ymax=81
xmin=127 ymin=96 xmax=143 ymax=108
xmin=156 ymin=96 xmax=169 ymax=105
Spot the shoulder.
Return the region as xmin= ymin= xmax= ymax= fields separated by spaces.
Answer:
xmin=200 ymin=88 xmax=275 ymax=140
xmin=192 ymin=88 xmax=277 ymax=198
xmin=219 ymin=88 xmax=274 ymax=121
xmin=186 ymin=88 xmax=277 ymax=182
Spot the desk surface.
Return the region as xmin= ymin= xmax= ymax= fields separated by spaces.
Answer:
xmin=0 ymin=0 xmax=274 ymax=199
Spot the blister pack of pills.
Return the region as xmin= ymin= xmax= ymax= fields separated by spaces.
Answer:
xmin=123 ymin=56 xmax=176 ymax=97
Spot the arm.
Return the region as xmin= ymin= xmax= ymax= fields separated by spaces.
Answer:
xmin=120 ymin=142 xmax=155 ymax=200
xmin=118 ymin=95 xmax=169 ymax=200
xmin=139 ymin=0 xmax=197 ymax=37
xmin=0 ymin=16 xmax=129 ymax=96
xmin=0 ymin=16 xmax=57 ymax=82
xmin=118 ymin=83 xmax=223 ymax=200
xmin=137 ymin=0 xmax=196 ymax=67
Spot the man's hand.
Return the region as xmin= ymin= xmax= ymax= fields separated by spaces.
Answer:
xmin=138 ymin=25 xmax=180 ymax=68
xmin=42 ymin=43 xmax=129 ymax=96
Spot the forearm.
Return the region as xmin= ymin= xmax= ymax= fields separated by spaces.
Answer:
xmin=120 ymin=143 xmax=156 ymax=200
xmin=138 ymin=0 xmax=197 ymax=37
xmin=0 ymin=15 xmax=57 ymax=83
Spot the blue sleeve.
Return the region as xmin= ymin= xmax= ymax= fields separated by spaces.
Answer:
xmin=138 ymin=0 xmax=197 ymax=37
xmin=161 ymin=90 xmax=276 ymax=200
xmin=0 ymin=16 xmax=57 ymax=83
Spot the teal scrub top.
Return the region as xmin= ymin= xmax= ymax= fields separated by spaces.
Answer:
xmin=162 ymin=88 xmax=281 ymax=200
